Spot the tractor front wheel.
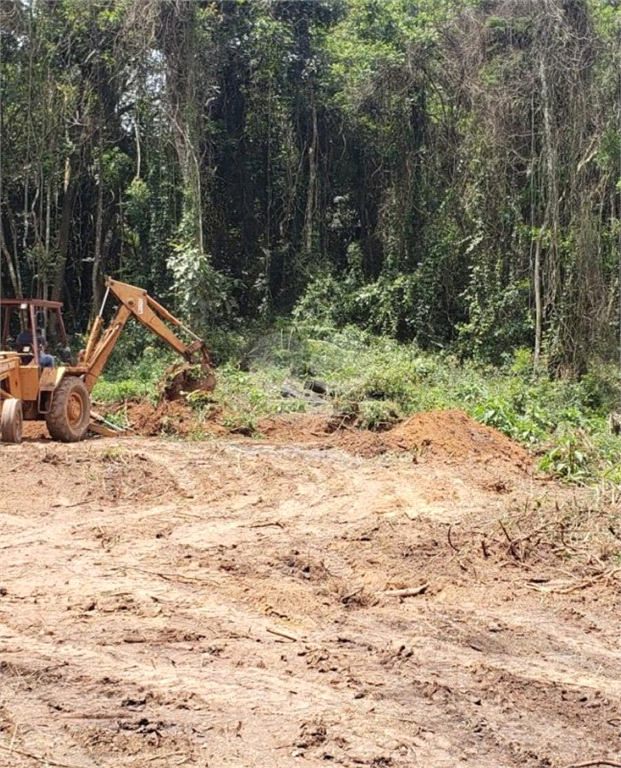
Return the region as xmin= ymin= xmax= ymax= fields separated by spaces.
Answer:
xmin=46 ymin=376 xmax=91 ymax=442
xmin=1 ymin=399 xmax=23 ymax=444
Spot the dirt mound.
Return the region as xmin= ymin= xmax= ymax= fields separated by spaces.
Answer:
xmin=386 ymin=409 xmax=531 ymax=465
xmin=258 ymin=412 xmax=329 ymax=442
xmin=103 ymin=402 xmax=531 ymax=475
xmin=258 ymin=409 xmax=531 ymax=470
xmin=113 ymin=399 xmax=201 ymax=437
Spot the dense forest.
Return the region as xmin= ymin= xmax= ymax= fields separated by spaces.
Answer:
xmin=1 ymin=0 xmax=620 ymax=377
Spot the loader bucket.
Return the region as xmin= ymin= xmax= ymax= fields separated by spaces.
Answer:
xmin=161 ymin=361 xmax=216 ymax=402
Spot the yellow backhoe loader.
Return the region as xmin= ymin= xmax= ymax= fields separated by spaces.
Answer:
xmin=0 ymin=278 xmax=215 ymax=444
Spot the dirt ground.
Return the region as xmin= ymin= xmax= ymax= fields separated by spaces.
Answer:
xmin=1 ymin=410 xmax=620 ymax=768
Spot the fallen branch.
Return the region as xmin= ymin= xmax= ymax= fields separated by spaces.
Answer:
xmin=526 ymin=568 xmax=620 ymax=595
xmin=481 ymin=537 xmax=490 ymax=559
xmin=526 ymin=580 xmax=595 ymax=595
xmin=499 ymin=520 xmax=523 ymax=561
xmin=512 ymin=521 xmax=554 ymax=546
xmin=383 ymin=584 xmax=428 ymax=598
xmin=51 ymin=499 xmax=92 ymax=509
xmin=447 ymin=524 xmax=460 ymax=553
xmin=247 ymin=521 xmax=285 ymax=529
xmin=266 ymin=627 xmax=298 ymax=642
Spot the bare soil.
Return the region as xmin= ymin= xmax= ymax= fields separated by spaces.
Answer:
xmin=1 ymin=411 xmax=620 ymax=768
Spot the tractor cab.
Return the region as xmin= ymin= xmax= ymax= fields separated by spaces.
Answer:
xmin=0 ymin=298 xmax=78 ymax=442
xmin=1 ymin=298 xmax=69 ymax=368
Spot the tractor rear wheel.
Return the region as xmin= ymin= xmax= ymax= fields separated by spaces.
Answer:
xmin=46 ymin=376 xmax=91 ymax=442
xmin=1 ymin=399 xmax=23 ymax=444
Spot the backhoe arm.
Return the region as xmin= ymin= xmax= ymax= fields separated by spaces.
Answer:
xmin=81 ymin=278 xmax=212 ymax=393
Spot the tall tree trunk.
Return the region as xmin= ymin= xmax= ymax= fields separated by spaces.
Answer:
xmin=160 ymin=0 xmax=205 ymax=253
xmin=92 ymin=143 xmax=104 ymax=316
xmin=303 ymin=100 xmax=318 ymax=257
xmin=0 ymin=218 xmax=22 ymax=298
xmin=533 ymin=204 xmax=549 ymax=367
xmin=43 ymin=175 xmax=52 ymax=300
xmin=535 ymin=55 xmax=559 ymax=367
xmin=52 ymin=156 xmax=76 ymax=303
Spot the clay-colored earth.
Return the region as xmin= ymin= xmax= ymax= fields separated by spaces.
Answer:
xmin=1 ymin=410 xmax=620 ymax=768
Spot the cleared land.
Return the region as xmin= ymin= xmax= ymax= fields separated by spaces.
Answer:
xmin=1 ymin=411 xmax=619 ymax=768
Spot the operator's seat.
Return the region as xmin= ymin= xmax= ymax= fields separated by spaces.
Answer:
xmin=14 ymin=330 xmax=37 ymax=364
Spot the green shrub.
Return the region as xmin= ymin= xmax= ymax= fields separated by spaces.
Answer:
xmin=92 ymin=377 xmax=156 ymax=403
xmin=357 ymin=400 xmax=401 ymax=431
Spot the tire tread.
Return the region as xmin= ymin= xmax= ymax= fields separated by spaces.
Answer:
xmin=45 ymin=376 xmax=90 ymax=442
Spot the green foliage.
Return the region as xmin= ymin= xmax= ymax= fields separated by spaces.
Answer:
xmin=473 ymin=398 xmax=549 ymax=445
xmin=92 ymin=377 xmax=155 ymax=404
xmin=293 ymin=267 xmax=451 ymax=344
xmin=92 ymin=344 xmax=173 ymax=403
xmin=356 ymin=399 xmax=401 ymax=431
xmin=94 ymin=327 xmax=176 ymax=379
xmin=211 ymin=361 xmax=309 ymax=436
xmin=539 ymin=428 xmax=621 ymax=485
xmin=327 ymin=0 xmax=438 ymax=116
xmin=124 ymin=178 xmax=151 ymax=219
xmin=289 ymin=327 xmax=621 ymax=483
xmin=2 ymin=0 xmax=618 ymax=379
xmin=539 ymin=434 xmax=591 ymax=482
xmin=167 ymin=243 xmax=237 ymax=332
xmin=457 ymin=265 xmax=533 ymax=364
